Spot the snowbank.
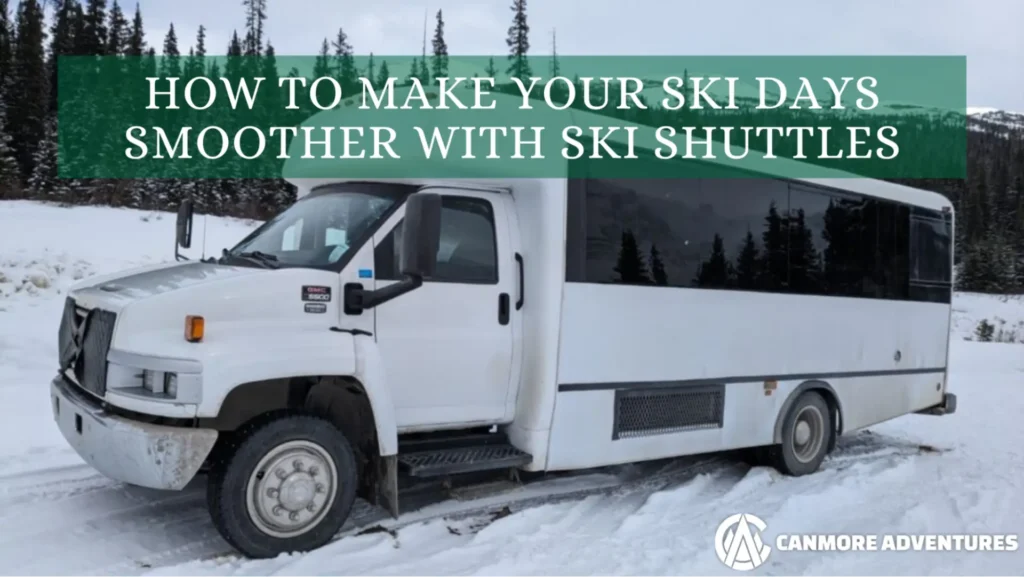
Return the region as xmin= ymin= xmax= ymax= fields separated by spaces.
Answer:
xmin=953 ymin=292 xmax=1024 ymax=343
xmin=0 ymin=200 xmax=260 ymax=304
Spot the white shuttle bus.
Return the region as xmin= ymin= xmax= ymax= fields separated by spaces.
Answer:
xmin=50 ymin=102 xmax=957 ymax=558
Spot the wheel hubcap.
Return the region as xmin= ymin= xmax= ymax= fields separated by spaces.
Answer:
xmin=792 ymin=406 xmax=824 ymax=464
xmin=794 ymin=421 xmax=811 ymax=445
xmin=246 ymin=440 xmax=338 ymax=538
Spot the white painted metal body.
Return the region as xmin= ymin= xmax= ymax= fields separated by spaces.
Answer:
xmin=50 ymin=94 xmax=955 ymax=488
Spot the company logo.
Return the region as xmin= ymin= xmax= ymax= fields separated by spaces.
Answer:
xmin=715 ymin=513 xmax=772 ymax=571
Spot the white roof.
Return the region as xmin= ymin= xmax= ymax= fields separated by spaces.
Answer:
xmin=283 ymin=86 xmax=952 ymax=212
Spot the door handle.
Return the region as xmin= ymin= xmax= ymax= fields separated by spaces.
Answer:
xmin=498 ymin=293 xmax=510 ymax=325
xmin=514 ymin=252 xmax=524 ymax=310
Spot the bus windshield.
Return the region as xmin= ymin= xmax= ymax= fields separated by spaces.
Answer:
xmin=223 ymin=186 xmax=401 ymax=269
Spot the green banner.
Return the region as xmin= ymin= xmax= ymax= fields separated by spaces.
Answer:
xmin=57 ymin=55 xmax=967 ymax=180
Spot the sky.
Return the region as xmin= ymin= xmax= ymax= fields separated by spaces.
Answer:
xmin=130 ymin=0 xmax=1023 ymax=111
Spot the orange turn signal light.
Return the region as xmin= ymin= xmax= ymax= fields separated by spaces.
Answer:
xmin=185 ymin=315 xmax=204 ymax=343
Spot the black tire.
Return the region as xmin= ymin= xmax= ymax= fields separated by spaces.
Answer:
xmin=767 ymin=391 xmax=832 ymax=476
xmin=207 ymin=414 xmax=358 ymax=559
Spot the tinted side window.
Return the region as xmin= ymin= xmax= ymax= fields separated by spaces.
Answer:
xmin=786 ymin=185 xmax=830 ymax=295
xmin=374 ymin=196 xmax=498 ymax=284
xmin=567 ymin=158 xmax=950 ymax=304
xmin=908 ymin=215 xmax=952 ymax=304
xmin=819 ymin=192 xmax=871 ymax=297
xmin=581 ymin=173 xmax=791 ymax=292
xmin=876 ymin=203 xmax=910 ymax=300
xmin=698 ymin=178 xmax=791 ymax=292
xmin=910 ymin=217 xmax=952 ymax=283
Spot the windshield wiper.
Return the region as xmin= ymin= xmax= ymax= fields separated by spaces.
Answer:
xmin=220 ymin=249 xmax=280 ymax=269
xmin=239 ymin=250 xmax=281 ymax=269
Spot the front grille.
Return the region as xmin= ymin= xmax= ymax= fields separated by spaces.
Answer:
xmin=58 ymin=298 xmax=76 ymax=369
xmin=58 ymin=297 xmax=117 ymax=398
xmin=612 ymin=384 xmax=726 ymax=440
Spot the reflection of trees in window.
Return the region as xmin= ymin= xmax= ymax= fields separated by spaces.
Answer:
xmin=787 ymin=208 xmax=822 ymax=293
xmin=577 ymin=172 xmax=947 ymax=303
xmin=821 ymin=197 xmax=866 ymax=296
xmin=649 ymin=244 xmax=668 ymax=286
xmin=614 ymin=229 xmax=651 ymax=284
xmin=694 ymin=234 xmax=731 ymax=287
xmin=759 ymin=201 xmax=788 ymax=291
xmin=734 ymin=231 xmax=759 ymax=290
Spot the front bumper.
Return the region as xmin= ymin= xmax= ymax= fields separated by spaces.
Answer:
xmin=50 ymin=376 xmax=218 ymax=490
xmin=915 ymin=392 xmax=958 ymax=416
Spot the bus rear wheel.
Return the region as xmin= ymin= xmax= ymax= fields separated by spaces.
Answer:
xmin=207 ymin=414 xmax=358 ymax=558
xmin=768 ymin=391 xmax=832 ymax=476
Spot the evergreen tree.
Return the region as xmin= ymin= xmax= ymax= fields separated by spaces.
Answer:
xmin=366 ymin=53 xmax=375 ymax=88
xmin=9 ymin=0 xmax=47 ymax=179
xmin=376 ymin=59 xmax=390 ymax=88
xmin=224 ymin=30 xmax=243 ymax=81
xmin=331 ymin=28 xmax=356 ymax=93
xmin=407 ymin=57 xmax=419 ymax=84
xmin=81 ymin=0 xmax=108 ymax=55
xmin=430 ymin=9 xmax=448 ymax=80
xmin=27 ymin=118 xmax=64 ymax=202
xmin=125 ymin=2 xmax=145 ymax=56
xmin=505 ymin=0 xmax=531 ymax=82
xmin=312 ymin=38 xmax=331 ymax=83
xmin=0 ymin=100 xmax=19 ymax=198
xmin=160 ymin=23 xmax=180 ymax=78
xmin=46 ymin=0 xmax=82 ymax=118
xmin=106 ymin=0 xmax=128 ymax=55
xmin=0 ymin=0 xmax=13 ymax=93
xmin=649 ymin=244 xmax=667 ymax=285
xmin=242 ymin=0 xmax=267 ymax=56
xmin=417 ymin=53 xmax=428 ymax=84
xmin=183 ymin=26 xmax=206 ymax=79
xmin=613 ymin=229 xmax=650 ymax=284
xmin=70 ymin=2 xmax=87 ymax=55
xmin=194 ymin=24 xmax=207 ymax=57
xmin=485 ymin=56 xmax=497 ymax=79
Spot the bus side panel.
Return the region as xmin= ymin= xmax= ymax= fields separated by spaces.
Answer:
xmin=544 ymin=283 xmax=949 ymax=471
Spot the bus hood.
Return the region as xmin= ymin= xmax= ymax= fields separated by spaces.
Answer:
xmin=69 ymin=260 xmax=267 ymax=312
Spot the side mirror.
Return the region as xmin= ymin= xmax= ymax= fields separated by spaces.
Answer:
xmin=341 ymin=192 xmax=442 ymax=315
xmin=175 ymin=199 xmax=194 ymax=261
xmin=399 ymin=193 xmax=441 ymax=278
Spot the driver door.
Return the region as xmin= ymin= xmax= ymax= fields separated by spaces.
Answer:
xmin=370 ymin=189 xmax=517 ymax=428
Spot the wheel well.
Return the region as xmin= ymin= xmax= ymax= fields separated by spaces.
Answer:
xmin=202 ymin=375 xmax=382 ymax=502
xmin=773 ymin=380 xmax=844 ymax=452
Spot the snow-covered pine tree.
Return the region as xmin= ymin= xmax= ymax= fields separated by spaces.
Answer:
xmin=27 ymin=117 xmax=69 ymax=204
xmin=0 ymin=97 xmax=20 ymax=198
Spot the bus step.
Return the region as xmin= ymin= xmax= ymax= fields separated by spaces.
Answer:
xmin=398 ymin=444 xmax=533 ymax=478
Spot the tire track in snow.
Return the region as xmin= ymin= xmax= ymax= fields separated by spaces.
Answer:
xmin=0 ymin=430 xmax=941 ymax=575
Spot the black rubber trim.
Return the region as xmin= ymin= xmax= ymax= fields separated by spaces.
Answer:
xmin=558 ymin=366 xmax=947 ymax=392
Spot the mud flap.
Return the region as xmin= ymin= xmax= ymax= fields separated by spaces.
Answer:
xmin=374 ymin=454 xmax=400 ymax=518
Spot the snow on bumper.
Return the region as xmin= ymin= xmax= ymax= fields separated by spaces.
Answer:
xmin=50 ymin=375 xmax=218 ymax=490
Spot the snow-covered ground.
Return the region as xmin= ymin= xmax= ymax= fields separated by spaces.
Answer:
xmin=0 ymin=200 xmax=1021 ymax=575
